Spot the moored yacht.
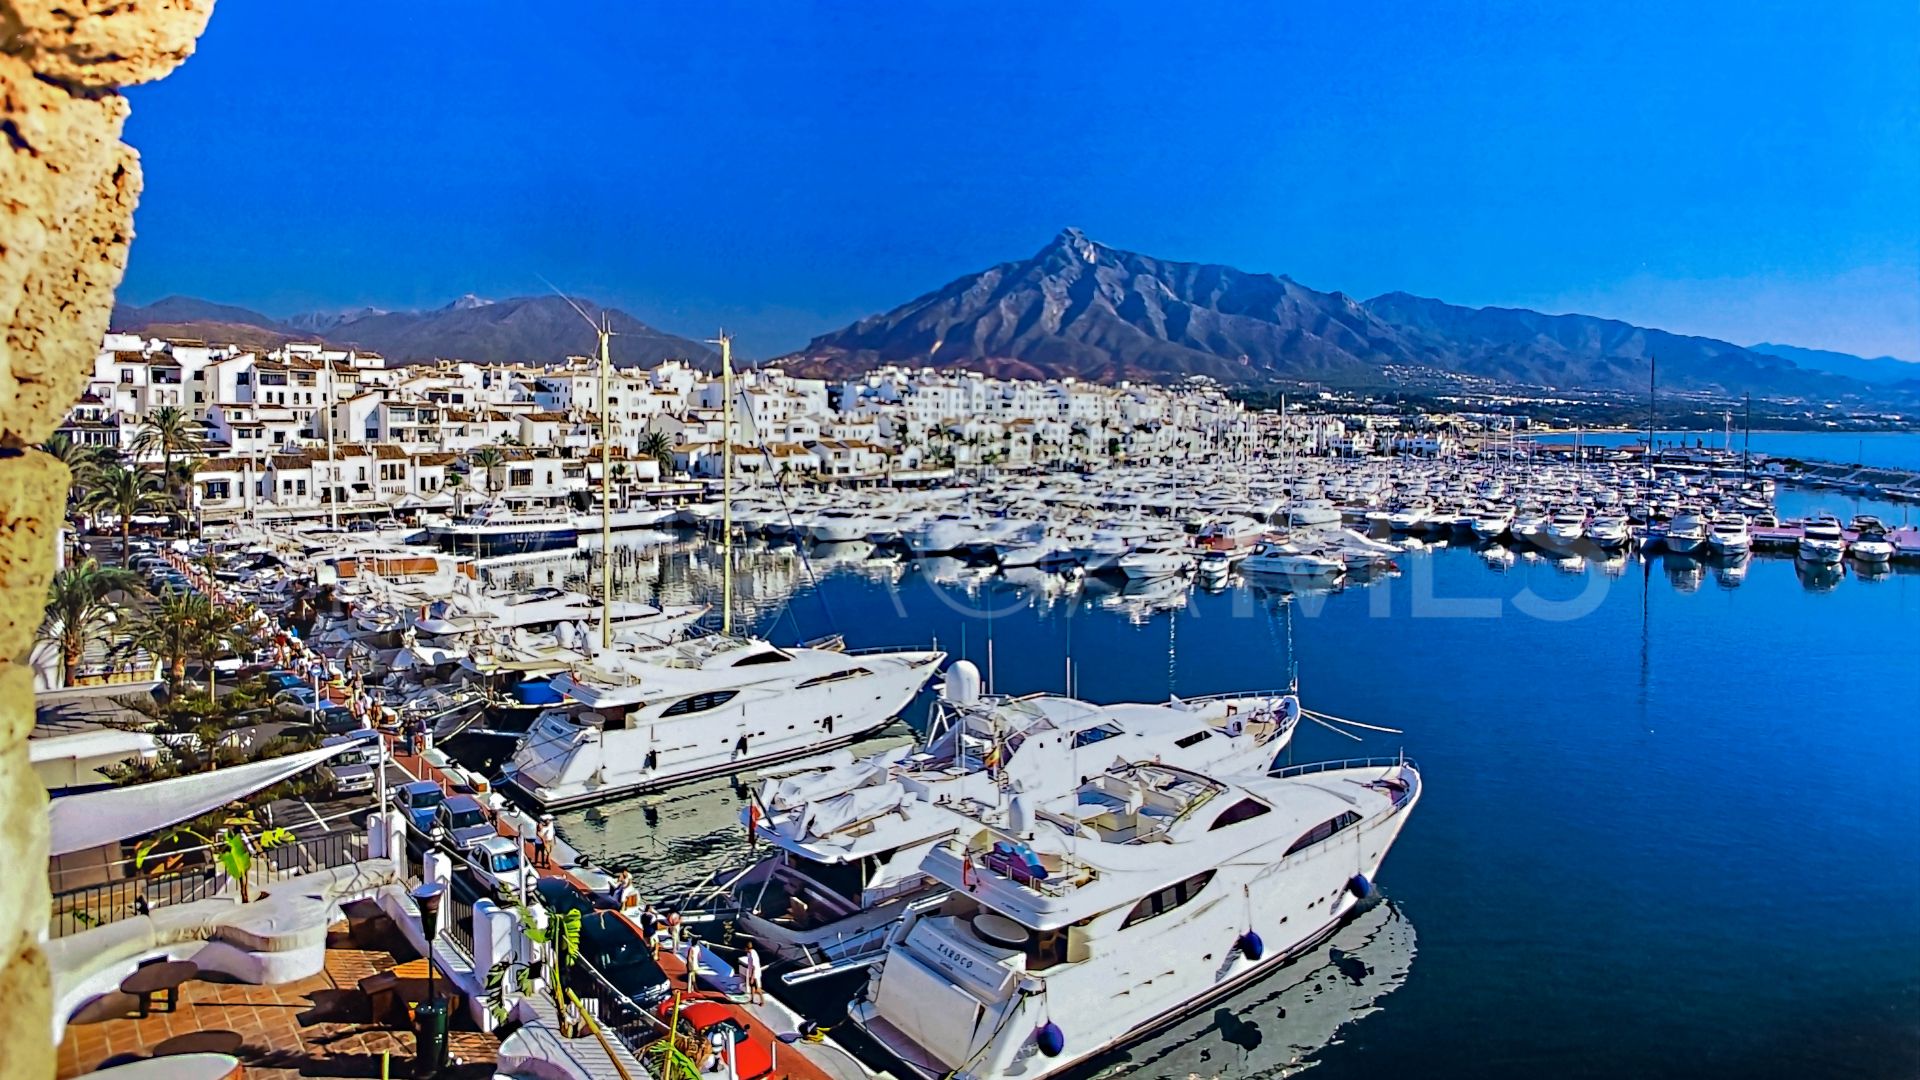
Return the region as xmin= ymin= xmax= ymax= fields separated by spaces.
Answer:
xmin=434 ymin=501 xmax=578 ymax=557
xmin=1706 ymin=513 xmax=1751 ymax=556
xmin=1115 ymin=545 xmax=1192 ymax=581
xmin=1798 ymin=515 xmax=1847 ymax=564
xmin=848 ymin=756 xmax=1421 ymax=1079
xmin=500 ymin=635 xmax=944 ymax=808
xmin=725 ymin=668 xmax=1303 ymax=968
xmin=1240 ymin=540 xmax=1344 ymax=579
xmin=1664 ymin=511 xmax=1709 ymax=556
xmin=1587 ymin=513 xmax=1631 ymax=550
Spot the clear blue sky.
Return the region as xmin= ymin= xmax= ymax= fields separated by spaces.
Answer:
xmin=121 ymin=1 xmax=1918 ymax=362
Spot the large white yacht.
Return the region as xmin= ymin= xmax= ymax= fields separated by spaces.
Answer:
xmin=1706 ymin=513 xmax=1751 ymax=556
xmin=1240 ymin=541 xmax=1344 ymax=579
xmin=499 ymin=635 xmax=944 ymax=808
xmin=1798 ymin=515 xmax=1847 ymax=564
xmin=724 ymin=665 xmax=1302 ymax=968
xmin=432 ymin=500 xmax=578 ymax=557
xmin=848 ymin=756 xmax=1421 ymax=1079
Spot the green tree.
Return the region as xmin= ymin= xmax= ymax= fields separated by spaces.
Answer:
xmin=42 ymin=559 xmax=142 ymax=685
xmin=192 ymin=599 xmax=244 ymax=697
xmin=123 ymin=589 xmax=219 ymax=690
xmin=467 ymin=447 xmax=505 ymax=497
xmin=84 ymin=465 xmax=167 ymax=561
xmin=638 ymin=431 xmax=675 ymax=474
xmin=132 ymin=406 xmax=203 ymax=510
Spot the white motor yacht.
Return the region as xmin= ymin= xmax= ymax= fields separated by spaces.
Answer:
xmin=1798 ymin=516 xmax=1847 ymax=564
xmin=1115 ymin=545 xmax=1192 ymax=581
xmin=1587 ymin=513 xmax=1631 ymax=550
xmin=1544 ymin=508 xmax=1589 ymax=545
xmin=1706 ymin=513 xmax=1751 ymax=556
xmin=848 ymin=756 xmax=1421 ymax=1080
xmin=1240 ymin=541 xmax=1345 ymax=579
xmin=1664 ymin=512 xmax=1709 ymax=556
xmin=499 ymin=636 xmax=944 ymax=808
xmin=722 ymin=665 xmax=1302 ymax=968
xmin=1467 ymin=507 xmax=1514 ymax=541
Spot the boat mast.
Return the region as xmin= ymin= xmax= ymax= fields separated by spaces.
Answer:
xmin=326 ymin=353 xmax=340 ymax=531
xmin=711 ymin=332 xmax=735 ymax=636
xmin=1645 ymin=353 xmax=1657 ymax=485
xmin=598 ymin=315 xmax=614 ymax=651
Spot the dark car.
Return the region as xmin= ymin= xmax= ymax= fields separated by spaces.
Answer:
xmin=315 ymin=706 xmax=359 ymax=736
xmin=258 ymin=670 xmax=307 ymax=694
xmin=434 ymin=794 xmax=495 ymax=853
xmin=532 ymin=877 xmax=670 ymax=1007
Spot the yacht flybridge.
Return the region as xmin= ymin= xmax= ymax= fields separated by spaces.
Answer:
xmin=718 ymin=662 xmax=1303 ymax=968
xmin=848 ymin=757 xmax=1421 ymax=1080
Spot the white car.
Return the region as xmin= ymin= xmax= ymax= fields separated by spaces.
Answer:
xmin=462 ymin=835 xmax=533 ymax=898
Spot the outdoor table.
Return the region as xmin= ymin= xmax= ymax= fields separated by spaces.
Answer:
xmin=118 ymin=960 xmax=199 ymax=1018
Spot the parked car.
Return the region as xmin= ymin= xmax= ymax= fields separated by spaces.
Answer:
xmin=319 ymin=730 xmax=381 ymax=796
xmin=434 ymin=793 xmax=495 ymax=853
xmin=393 ymin=780 xmax=444 ymax=834
xmin=314 ymin=706 xmax=359 ymax=736
xmin=462 ymin=835 xmax=532 ymax=898
xmin=653 ymin=1000 xmax=772 ymax=1080
xmin=531 ymin=877 xmax=670 ymax=1007
xmin=257 ymin=670 xmax=307 ymax=694
xmin=273 ymin=686 xmax=319 ymax=711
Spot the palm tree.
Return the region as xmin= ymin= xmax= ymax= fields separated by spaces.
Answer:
xmin=467 ymin=447 xmax=505 ymax=497
xmin=122 ymin=588 xmax=206 ymax=689
xmin=191 ymin=600 xmax=244 ymax=697
xmin=638 ymin=431 xmax=675 ymax=475
xmin=132 ymin=406 xmax=203 ymax=510
xmin=84 ymin=465 xmax=167 ymax=561
xmin=42 ymin=560 xmax=141 ymax=685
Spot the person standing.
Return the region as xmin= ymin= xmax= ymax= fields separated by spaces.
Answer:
xmin=534 ymin=815 xmax=556 ymax=869
xmin=741 ymin=942 xmax=764 ymax=1006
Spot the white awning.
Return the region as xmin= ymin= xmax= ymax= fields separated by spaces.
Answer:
xmin=48 ymin=742 xmax=356 ymax=856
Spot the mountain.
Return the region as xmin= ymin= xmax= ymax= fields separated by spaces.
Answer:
xmin=282 ymin=306 xmax=390 ymax=334
xmin=787 ymin=228 xmax=1427 ymax=384
xmin=1748 ymin=342 xmax=1920 ymax=387
xmin=112 ymin=295 xmax=286 ymax=334
xmin=1361 ymin=292 xmax=1841 ymax=398
xmin=786 ymin=229 xmax=1884 ymax=400
xmin=321 ymin=296 xmax=717 ymax=367
xmin=112 ymin=294 xmax=716 ymax=368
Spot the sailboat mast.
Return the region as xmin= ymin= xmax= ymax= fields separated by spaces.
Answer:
xmin=718 ymin=333 xmax=735 ymax=636
xmin=599 ymin=317 xmax=613 ymax=650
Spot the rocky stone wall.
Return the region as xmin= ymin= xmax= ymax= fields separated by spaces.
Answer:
xmin=0 ymin=3 xmax=215 ymax=1075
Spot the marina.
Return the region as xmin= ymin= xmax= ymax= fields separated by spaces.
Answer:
xmin=77 ymin=428 xmax=1911 ymax=1080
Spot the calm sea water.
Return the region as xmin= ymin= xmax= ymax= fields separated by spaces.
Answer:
xmin=1542 ymin=429 xmax=1920 ymax=472
xmin=497 ymin=524 xmax=1920 ymax=1080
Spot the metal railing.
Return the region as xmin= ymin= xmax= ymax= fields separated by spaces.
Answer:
xmin=48 ymin=827 xmax=368 ymax=938
xmin=1268 ymin=755 xmax=1417 ymax=779
xmin=447 ymin=893 xmax=476 ymax=956
xmin=571 ymin=955 xmax=672 ymax=1058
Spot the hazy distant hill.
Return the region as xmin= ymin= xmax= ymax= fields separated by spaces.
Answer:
xmin=319 ymin=296 xmax=717 ymax=367
xmin=1748 ymin=342 xmax=1920 ymax=387
xmin=786 ymin=228 xmax=1880 ymax=400
xmin=112 ymin=294 xmax=717 ymax=368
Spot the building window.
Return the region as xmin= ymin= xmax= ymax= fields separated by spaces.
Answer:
xmin=120 ymin=371 xmax=134 ymax=384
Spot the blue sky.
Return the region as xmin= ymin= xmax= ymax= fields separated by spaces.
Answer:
xmin=121 ymin=1 xmax=1918 ymax=362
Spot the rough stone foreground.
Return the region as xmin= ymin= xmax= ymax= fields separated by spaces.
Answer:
xmin=0 ymin=3 xmax=217 ymax=1077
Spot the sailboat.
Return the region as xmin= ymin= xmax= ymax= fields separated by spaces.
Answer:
xmin=500 ymin=333 xmax=945 ymax=809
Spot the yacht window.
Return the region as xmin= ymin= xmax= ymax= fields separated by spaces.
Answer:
xmin=733 ymin=650 xmax=792 ymax=667
xmin=1209 ymin=797 xmax=1272 ymax=830
xmin=1120 ymin=870 xmax=1216 ymax=929
xmin=1173 ymin=730 xmax=1212 ymax=749
xmin=796 ymin=667 xmax=872 ymax=688
xmin=661 ymin=691 xmax=740 ymax=717
xmin=1284 ymin=810 xmax=1362 ymax=856
xmin=1072 ymin=722 xmax=1124 ymax=748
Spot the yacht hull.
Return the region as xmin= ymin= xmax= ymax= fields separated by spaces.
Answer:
xmin=433 ymin=525 xmax=578 ymax=557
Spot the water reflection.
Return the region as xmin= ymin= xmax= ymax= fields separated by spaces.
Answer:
xmin=1077 ymin=899 xmax=1417 ymax=1080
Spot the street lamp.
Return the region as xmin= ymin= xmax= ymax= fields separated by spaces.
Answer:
xmin=412 ymin=881 xmax=444 ymax=1004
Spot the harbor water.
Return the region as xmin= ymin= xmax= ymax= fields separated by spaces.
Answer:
xmin=476 ymin=506 xmax=1920 ymax=1080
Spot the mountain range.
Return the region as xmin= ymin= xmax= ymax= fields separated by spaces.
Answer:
xmin=783 ymin=229 xmax=1915 ymax=400
xmin=114 ymin=230 xmax=1915 ymax=401
xmin=111 ymin=294 xmax=717 ymax=368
